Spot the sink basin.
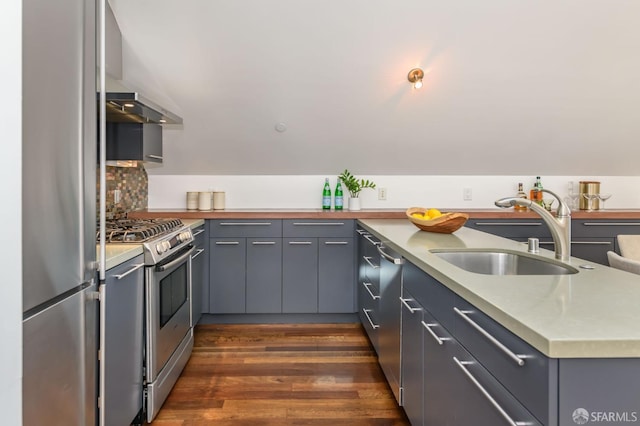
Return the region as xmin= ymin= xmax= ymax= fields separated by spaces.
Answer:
xmin=430 ymin=249 xmax=579 ymax=275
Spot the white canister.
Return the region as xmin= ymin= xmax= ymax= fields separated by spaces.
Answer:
xmin=213 ymin=192 xmax=226 ymax=210
xmin=186 ymin=192 xmax=199 ymax=210
xmin=198 ymin=191 xmax=213 ymax=210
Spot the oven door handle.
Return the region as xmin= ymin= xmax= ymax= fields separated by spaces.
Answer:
xmin=155 ymin=245 xmax=195 ymax=272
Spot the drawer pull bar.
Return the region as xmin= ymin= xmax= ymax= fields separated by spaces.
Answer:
xmin=215 ymin=241 xmax=240 ymax=245
xmin=474 ymin=222 xmax=541 ymax=226
xmin=400 ymin=297 xmax=422 ymax=313
xmin=363 ymin=234 xmax=380 ymax=246
xmin=453 ymin=357 xmax=531 ymax=426
xmin=191 ymin=248 xmax=205 ymax=259
xmin=377 ymin=246 xmax=403 ymax=265
xmin=219 ymin=222 xmax=272 ymax=226
xmin=363 ymin=256 xmax=379 ymax=269
xmin=288 ymin=241 xmax=312 ymax=245
xmin=538 ymin=241 xmax=612 ymax=246
xmin=582 ymin=222 xmax=640 ymax=226
xmin=454 ymin=307 xmax=526 ymax=367
xmin=192 ymin=229 xmax=205 ymax=237
xmin=112 ymin=263 xmax=145 ymax=280
xmin=324 ymin=241 xmax=349 ymax=245
xmin=252 ymin=241 xmax=276 ymax=245
xmin=421 ymin=321 xmax=449 ymax=345
xmin=362 ymin=309 xmax=380 ymax=329
xmin=293 ymin=222 xmax=344 ymax=226
xmin=362 ymin=282 xmax=380 ymax=300
xmin=356 ymin=229 xmax=368 ymax=235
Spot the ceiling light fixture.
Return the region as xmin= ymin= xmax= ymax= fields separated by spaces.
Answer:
xmin=407 ymin=68 xmax=424 ymax=89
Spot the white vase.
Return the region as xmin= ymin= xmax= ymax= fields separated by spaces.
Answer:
xmin=348 ymin=197 xmax=361 ymax=211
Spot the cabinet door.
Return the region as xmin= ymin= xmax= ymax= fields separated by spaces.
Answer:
xmin=210 ymin=238 xmax=246 ymax=313
xmin=282 ymin=238 xmax=318 ymax=313
xmin=318 ymin=237 xmax=355 ymax=313
xmin=400 ymin=290 xmax=424 ymax=425
xmin=246 ymin=238 xmax=282 ymax=313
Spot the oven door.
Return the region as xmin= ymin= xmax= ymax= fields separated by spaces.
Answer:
xmin=146 ymin=245 xmax=194 ymax=382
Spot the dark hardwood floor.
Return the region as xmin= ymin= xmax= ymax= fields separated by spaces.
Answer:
xmin=151 ymin=323 xmax=410 ymax=425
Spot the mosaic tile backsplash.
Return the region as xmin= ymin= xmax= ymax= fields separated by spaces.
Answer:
xmin=97 ymin=164 xmax=148 ymax=219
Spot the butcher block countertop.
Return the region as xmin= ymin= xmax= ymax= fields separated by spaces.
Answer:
xmin=129 ymin=208 xmax=640 ymax=220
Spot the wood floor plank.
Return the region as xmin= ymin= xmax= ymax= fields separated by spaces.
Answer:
xmin=149 ymin=323 xmax=410 ymax=425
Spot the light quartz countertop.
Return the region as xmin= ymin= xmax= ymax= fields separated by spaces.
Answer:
xmin=359 ymin=219 xmax=640 ymax=359
xmin=103 ymin=219 xmax=205 ymax=270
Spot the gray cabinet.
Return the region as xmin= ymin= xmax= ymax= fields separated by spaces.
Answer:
xmin=466 ymin=217 xmax=640 ymax=265
xmin=356 ymin=228 xmax=381 ymax=351
xmin=209 ymin=220 xmax=282 ymax=314
xmin=402 ymin=260 xmax=549 ymax=426
xmin=282 ymin=238 xmax=318 ymax=312
xmin=105 ymin=122 xmax=163 ymax=164
xmin=282 ymin=220 xmax=355 ymax=313
xmin=102 ymin=254 xmax=145 ymax=426
xmin=246 ymin=238 xmax=283 ymax=313
xmin=191 ymin=224 xmax=207 ymax=324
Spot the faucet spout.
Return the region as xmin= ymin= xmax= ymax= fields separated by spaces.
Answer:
xmin=494 ymin=191 xmax=572 ymax=262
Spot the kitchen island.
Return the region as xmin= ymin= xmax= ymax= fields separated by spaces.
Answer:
xmin=359 ymin=219 xmax=640 ymax=426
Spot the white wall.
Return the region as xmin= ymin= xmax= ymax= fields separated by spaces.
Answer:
xmin=110 ymin=0 xmax=640 ymax=177
xmin=0 ymin=0 xmax=23 ymax=424
xmin=149 ymin=174 xmax=640 ymax=210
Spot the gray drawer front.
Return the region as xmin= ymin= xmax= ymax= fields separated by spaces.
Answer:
xmin=402 ymin=261 xmax=455 ymax=331
xmin=465 ymin=219 xmax=551 ymax=239
xmin=572 ymin=219 xmax=640 ymax=238
xmin=453 ymin=296 xmax=556 ymax=425
xmin=284 ymin=219 xmax=354 ymax=238
xmin=210 ymin=219 xmax=282 ymax=237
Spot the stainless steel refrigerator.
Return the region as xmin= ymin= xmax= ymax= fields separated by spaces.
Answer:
xmin=22 ymin=0 xmax=98 ymax=424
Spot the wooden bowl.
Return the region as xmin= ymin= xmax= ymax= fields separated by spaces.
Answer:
xmin=405 ymin=207 xmax=469 ymax=234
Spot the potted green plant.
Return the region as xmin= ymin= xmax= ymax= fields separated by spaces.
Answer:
xmin=337 ymin=169 xmax=376 ymax=210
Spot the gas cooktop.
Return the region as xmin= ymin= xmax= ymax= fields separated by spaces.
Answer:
xmin=99 ymin=218 xmax=185 ymax=243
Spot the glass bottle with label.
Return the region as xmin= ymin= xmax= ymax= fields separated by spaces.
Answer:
xmin=334 ymin=179 xmax=343 ymax=210
xmin=514 ymin=182 xmax=528 ymax=211
xmin=322 ymin=178 xmax=332 ymax=210
xmin=529 ymin=176 xmax=543 ymax=206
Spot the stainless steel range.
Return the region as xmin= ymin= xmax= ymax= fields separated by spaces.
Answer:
xmin=102 ymin=218 xmax=195 ymax=423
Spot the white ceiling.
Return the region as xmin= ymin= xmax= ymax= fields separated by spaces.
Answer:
xmin=109 ymin=0 xmax=640 ymax=176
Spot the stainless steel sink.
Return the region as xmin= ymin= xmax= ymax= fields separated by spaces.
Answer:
xmin=430 ymin=249 xmax=579 ymax=275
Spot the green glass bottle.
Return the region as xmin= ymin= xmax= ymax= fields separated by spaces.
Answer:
xmin=322 ymin=178 xmax=331 ymax=210
xmin=334 ymin=179 xmax=343 ymax=210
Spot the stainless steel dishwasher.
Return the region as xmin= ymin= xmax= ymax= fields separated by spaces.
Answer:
xmin=377 ymin=243 xmax=404 ymax=405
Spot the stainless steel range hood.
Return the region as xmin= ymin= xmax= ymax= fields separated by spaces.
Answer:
xmin=106 ymin=91 xmax=183 ymax=125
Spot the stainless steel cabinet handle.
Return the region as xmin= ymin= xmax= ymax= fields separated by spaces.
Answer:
xmin=400 ymin=297 xmax=422 ymax=313
xmin=192 ymin=248 xmax=205 ymax=259
xmin=192 ymin=229 xmax=205 ymax=237
xmin=377 ymin=246 xmax=403 ymax=265
xmin=363 ymin=234 xmax=380 ymax=246
xmin=362 ymin=282 xmax=380 ymax=300
xmin=252 ymin=241 xmax=276 ymax=245
xmin=145 ymin=154 xmax=163 ymax=160
xmin=582 ymin=222 xmax=640 ymax=226
xmin=421 ymin=321 xmax=449 ymax=345
xmin=363 ymin=256 xmax=379 ymax=269
xmin=288 ymin=241 xmax=312 ymax=245
xmin=474 ymin=222 xmax=541 ymax=226
xmin=219 ymin=222 xmax=271 ymax=226
xmin=454 ymin=307 xmax=526 ymax=367
xmin=356 ymin=229 xmax=368 ymax=235
xmin=453 ymin=357 xmax=528 ymax=426
xmin=324 ymin=241 xmax=349 ymax=245
xmin=362 ymin=309 xmax=379 ymax=329
xmin=215 ymin=241 xmax=240 ymax=245
xmin=111 ymin=263 xmax=144 ymax=280
xmin=293 ymin=222 xmax=344 ymax=226
xmin=539 ymin=241 xmax=612 ymax=246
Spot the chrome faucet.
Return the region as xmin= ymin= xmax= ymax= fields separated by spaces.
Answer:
xmin=495 ymin=189 xmax=572 ymax=262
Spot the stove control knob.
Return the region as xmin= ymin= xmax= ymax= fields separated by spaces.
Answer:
xmin=182 ymin=231 xmax=191 ymax=241
xmin=156 ymin=243 xmax=166 ymax=254
xmin=177 ymin=232 xmax=185 ymax=242
xmin=163 ymin=241 xmax=172 ymax=251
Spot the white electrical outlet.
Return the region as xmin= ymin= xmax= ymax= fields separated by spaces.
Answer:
xmin=463 ymin=188 xmax=472 ymax=201
xmin=378 ymin=188 xmax=387 ymax=201
xmin=114 ymin=189 xmax=121 ymax=204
